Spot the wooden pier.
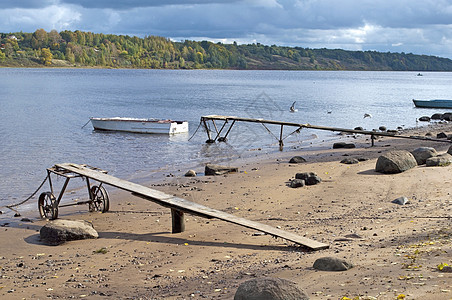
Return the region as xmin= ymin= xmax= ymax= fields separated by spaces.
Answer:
xmin=200 ymin=115 xmax=452 ymax=149
xmin=51 ymin=163 xmax=329 ymax=251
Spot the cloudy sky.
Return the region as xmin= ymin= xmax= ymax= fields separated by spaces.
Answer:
xmin=1 ymin=0 xmax=451 ymax=58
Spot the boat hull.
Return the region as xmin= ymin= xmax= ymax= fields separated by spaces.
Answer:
xmin=413 ymin=99 xmax=452 ymax=109
xmin=90 ymin=118 xmax=189 ymax=134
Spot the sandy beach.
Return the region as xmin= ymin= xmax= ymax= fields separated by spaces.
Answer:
xmin=1 ymin=124 xmax=452 ymax=299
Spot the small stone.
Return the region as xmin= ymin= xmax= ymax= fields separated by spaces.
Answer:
xmin=313 ymin=257 xmax=353 ymax=271
xmin=184 ymin=170 xmax=197 ymax=177
xmin=289 ymin=156 xmax=306 ymax=163
xmin=392 ymin=196 xmax=409 ymax=205
xmin=289 ymin=179 xmax=305 ymax=188
xmin=340 ymin=158 xmax=359 ymax=164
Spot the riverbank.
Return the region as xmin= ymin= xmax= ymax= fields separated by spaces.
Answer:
xmin=1 ymin=123 xmax=451 ymax=299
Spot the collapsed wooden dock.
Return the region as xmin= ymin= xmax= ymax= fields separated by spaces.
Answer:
xmin=49 ymin=163 xmax=329 ymax=251
xmin=200 ymin=115 xmax=452 ymax=148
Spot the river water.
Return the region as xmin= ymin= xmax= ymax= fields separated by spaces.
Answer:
xmin=1 ymin=69 xmax=451 ymax=213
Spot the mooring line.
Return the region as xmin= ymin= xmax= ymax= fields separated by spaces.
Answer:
xmin=188 ymin=120 xmax=203 ymax=141
xmin=81 ymin=119 xmax=91 ymax=129
xmin=1 ymin=175 xmax=48 ymax=211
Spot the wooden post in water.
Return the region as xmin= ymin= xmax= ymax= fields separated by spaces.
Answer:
xmin=171 ymin=209 xmax=185 ymax=233
xmin=279 ymin=124 xmax=284 ymax=151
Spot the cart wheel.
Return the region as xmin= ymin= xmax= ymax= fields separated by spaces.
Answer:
xmin=89 ymin=185 xmax=109 ymax=213
xmin=38 ymin=192 xmax=58 ymax=220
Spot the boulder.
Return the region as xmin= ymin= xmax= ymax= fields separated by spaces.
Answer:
xmin=418 ymin=116 xmax=431 ymax=122
xmin=441 ymin=113 xmax=452 ymax=121
xmin=437 ymin=132 xmax=448 ymax=139
xmin=290 ymin=179 xmax=305 ymax=188
xmin=205 ymin=164 xmax=238 ymax=175
xmin=313 ymin=257 xmax=353 ymax=271
xmin=447 ymin=145 xmax=452 ymax=155
xmin=426 ymin=153 xmax=452 ymax=167
xmin=40 ymin=220 xmax=98 ymax=245
xmin=410 ymin=147 xmax=438 ymax=165
xmin=234 ymin=277 xmax=309 ymax=300
xmin=378 ymin=126 xmax=387 ymax=131
xmin=333 ymin=142 xmax=356 ymax=149
xmin=340 ymin=158 xmax=359 ymax=164
xmin=375 ymin=150 xmax=417 ymax=174
xmin=354 ymin=127 xmax=363 ymax=131
xmin=295 ymin=172 xmax=316 ymax=181
xmin=295 ymin=172 xmax=322 ymax=185
xmin=289 ymin=156 xmax=307 ymax=164
xmin=431 ymin=113 xmax=442 ymax=120
xmin=184 ymin=169 xmax=197 ymax=177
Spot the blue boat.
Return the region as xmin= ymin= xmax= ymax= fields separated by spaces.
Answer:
xmin=412 ymin=99 xmax=452 ymax=108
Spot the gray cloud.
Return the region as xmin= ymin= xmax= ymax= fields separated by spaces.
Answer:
xmin=0 ymin=0 xmax=451 ymax=59
xmin=60 ymin=0 xmax=240 ymax=9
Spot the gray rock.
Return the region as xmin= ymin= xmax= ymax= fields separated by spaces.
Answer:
xmin=418 ymin=116 xmax=431 ymax=122
xmin=184 ymin=169 xmax=197 ymax=177
xmin=426 ymin=153 xmax=452 ymax=167
xmin=441 ymin=113 xmax=452 ymax=121
xmin=437 ymin=132 xmax=448 ymax=139
xmin=289 ymin=156 xmax=307 ymax=164
xmin=375 ymin=150 xmax=417 ymax=174
xmin=234 ymin=277 xmax=309 ymax=300
xmin=379 ymin=126 xmax=387 ymax=131
xmin=295 ymin=172 xmax=322 ymax=185
xmin=295 ymin=172 xmax=316 ymax=181
xmin=340 ymin=158 xmax=359 ymax=164
xmin=290 ymin=179 xmax=305 ymax=188
xmin=410 ymin=147 xmax=438 ymax=165
xmin=431 ymin=113 xmax=442 ymax=120
xmin=447 ymin=145 xmax=452 ymax=155
xmin=333 ymin=142 xmax=356 ymax=149
xmin=305 ymin=175 xmax=322 ymax=185
xmin=392 ymin=196 xmax=409 ymax=205
xmin=313 ymin=257 xmax=353 ymax=271
xmin=40 ymin=220 xmax=98 ymax=245
xmin=205 ymin=164 xmax=238 ymax=175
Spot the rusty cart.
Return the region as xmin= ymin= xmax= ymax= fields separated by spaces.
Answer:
xmin=38 ymin=164 xmax=110 ymax=220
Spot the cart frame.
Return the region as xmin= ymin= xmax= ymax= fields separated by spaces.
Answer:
xmin=38 ymin=164 xmax=110 ymax=220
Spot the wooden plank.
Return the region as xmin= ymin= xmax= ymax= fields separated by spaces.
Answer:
xmin=55 ymin=163 xmax=329 ymax=250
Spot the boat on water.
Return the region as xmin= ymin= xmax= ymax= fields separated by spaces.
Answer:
xmin=412 ymin=99 xmax=452 ymax=109
xmin=90 ymin=117 xmax=189 ymax=134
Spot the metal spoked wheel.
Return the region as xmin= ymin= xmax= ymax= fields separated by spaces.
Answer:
xmin=89 ymin=185 xmax=109 ymax=213
xmin=38 ymin=192 xmax=58 ymax=220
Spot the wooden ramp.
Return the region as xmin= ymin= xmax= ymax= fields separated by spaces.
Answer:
xmin=200 ymin=115 xmax=452 ymax=148
xmin=56 ymin=163 xmax=328 ymax=251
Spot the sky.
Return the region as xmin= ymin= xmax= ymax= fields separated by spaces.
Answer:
xmin=1 ymin=0 xmax=451 ymax=59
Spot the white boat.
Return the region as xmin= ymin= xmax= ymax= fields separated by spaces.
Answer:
xmin=90 ymin=117 xmax=189 ymax=134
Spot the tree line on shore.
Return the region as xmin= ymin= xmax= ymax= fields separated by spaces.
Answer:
xmin=1 ymin=29 xmax=452 ymax=71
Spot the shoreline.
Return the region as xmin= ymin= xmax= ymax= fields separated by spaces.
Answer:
xmin=1 ymin=122 xmax=452 ymax=299
xmin=1 ymin=122 xmax=450 ymax=220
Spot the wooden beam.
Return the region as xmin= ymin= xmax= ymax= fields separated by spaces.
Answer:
xmin=201 ymin=115 xmax=452 ymax=144
xmin=55 ymin=163 xmax=329 ymax=250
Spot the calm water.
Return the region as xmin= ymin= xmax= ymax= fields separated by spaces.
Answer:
xmin=1 ymin=69 xmax=451 ymax=213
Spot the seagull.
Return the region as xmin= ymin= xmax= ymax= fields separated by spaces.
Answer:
xmin=363 ymin=113 xmax=372 ymax=118
xmin=290 ymin=101 xmax=297 ymax=112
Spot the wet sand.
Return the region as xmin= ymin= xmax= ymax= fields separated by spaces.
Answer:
xmin=1 ymin=124 xmax=451 ymax=299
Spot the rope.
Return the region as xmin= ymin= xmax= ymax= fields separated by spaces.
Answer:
xmin=1 ymin=175 xmax=48 ymax=211
xmin=81 ymin=119 xmax=91 ymax=129
xmin=188 ymin=120 xmax=202 ymax=141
